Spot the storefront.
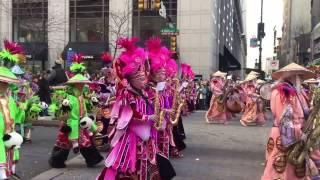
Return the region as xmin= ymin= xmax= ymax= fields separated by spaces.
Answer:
xmin=62 ymin=42 xmax=108 ymax=73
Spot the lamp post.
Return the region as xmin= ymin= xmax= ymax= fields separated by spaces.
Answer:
xmin=257 ymin=0 xmax=265 ymax=72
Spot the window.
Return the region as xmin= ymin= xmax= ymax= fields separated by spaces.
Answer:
xmin=70 ymin=0 xmax=109 ymax=42
xmin=132 ymin=0 xmax=177 ymax=45
xmin=12 ymin=0 xmax=48 ymax=42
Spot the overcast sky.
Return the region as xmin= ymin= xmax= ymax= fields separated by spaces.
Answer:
xmin=246 ymin=0 xmax=283 ymax=69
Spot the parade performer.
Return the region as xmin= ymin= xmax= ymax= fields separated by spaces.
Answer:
xmin=206 ymin=70 xmax=230 ymax=124
xmin=180 ymin=64 xmax=195 ymax=116
xmin=166 ymin=58 xmax=186 ymax=158
xmin=261 ymin=63 xmax=314 ymax=180
xmin=49 ymin=53 xmax=103 ymax=168
xmin=145 ymin=37 xmax=173 ymax=159
xmin=144 ymin=36 xmax=176 ymax=178
xmin=240 ymin=73 xmax=266 ymax=126
xmin=92 ymin=51 xmax=116 ymax=151
xmin=0 ymin=40 xmax=25 ymax=179
xmin=97 ymin=37 xmax=175 ymax=180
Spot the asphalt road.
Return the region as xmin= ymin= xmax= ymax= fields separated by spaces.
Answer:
xmin=16 ymin=126 xmax=76 ymax=180
xmin=31 ymin=111 xmax=272 ymax=180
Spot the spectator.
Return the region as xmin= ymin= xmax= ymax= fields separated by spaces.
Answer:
xmin=197 ymin=83 xmax=207 ymax=110
xmin=47 ymin=57 xmax=68 ymax=86
xmin=38 ymin=71 xmax=51 ymax=116
xmin=205 ymin=81 xmax=212 ymax=109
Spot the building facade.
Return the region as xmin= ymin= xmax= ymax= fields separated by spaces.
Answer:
xmin=280 ymin=0 xmax=311 ymax=67
xmin=0 ymin=0 xmax=246 ymax=78
xmin=310 ymin=0 xmax=320 ymax=62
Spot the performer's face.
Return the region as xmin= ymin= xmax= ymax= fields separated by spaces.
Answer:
xmin=130 ymin=72 xmax=148 ymax=90
xmin=152 ymin=68 xmax=166 ymax=82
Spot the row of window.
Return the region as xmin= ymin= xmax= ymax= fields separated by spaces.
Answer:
xmin=12 ymin=0 xmax=177 ymax=43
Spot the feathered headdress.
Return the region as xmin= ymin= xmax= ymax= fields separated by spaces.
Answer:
xmin=0 ymin=40 xmax=24 ymax=84
xmin=166 ymin=59 xmax=178 ymax=77
xmin=181 ymin=63 xmax=195 ymax=80
xmin=145 ymin=37 xmax=169 ymax=72
xmin=70 ymin=53 xmax=86 ymax=74
xmin=116 ymin=37 xmax=146 ymax=78
xmin=0 ymin=40 xmax=24 ymax=66
xmin=101 ymin=51 xmax=112 ymax=65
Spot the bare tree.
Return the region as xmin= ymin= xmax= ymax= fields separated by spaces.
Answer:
xmin=108 ymin=0 xmax=132 ymax=60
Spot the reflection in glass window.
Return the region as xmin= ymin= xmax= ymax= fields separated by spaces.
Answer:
xmin=70 ymin=0 xmax=109 ymax=42
xmin=13 ymin=0 xmax=48 ymax=42
xmin=132 ymin=0 xmax=177 ymax=46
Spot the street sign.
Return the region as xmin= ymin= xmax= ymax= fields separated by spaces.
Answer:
xmin=269 ymin=60 xmax=279 ymax=70
xmin=250 ymin=37 xmax=258 ymax=48
xmin=161 ymin=25 xmax=179 ymax=36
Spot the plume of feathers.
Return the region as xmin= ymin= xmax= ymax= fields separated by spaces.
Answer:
xmin=70 ymin=53 xmax=86 ymax=74
xmin=0 ymin=40 xmax=25 ymax=66
xmin=101 ymin=51 xmax=112 ymax=63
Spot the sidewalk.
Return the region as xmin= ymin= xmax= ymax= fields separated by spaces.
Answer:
xmin=32 ymin=116 xmax=60 ymax=127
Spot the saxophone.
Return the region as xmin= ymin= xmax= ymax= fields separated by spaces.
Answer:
xmin=170 ymin=78 xmax=185 ymax=126
xmin=288 ymin=88 xmax=320 ymax=166
xmin=153 ymin=87 xmax=165 ymax=131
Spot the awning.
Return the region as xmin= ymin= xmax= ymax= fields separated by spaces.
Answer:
xmin=19 ymin=42 xmax=48 ymax=61
xmin=62 ymin=42 xmax=108 ymax=61
xmin=219 ymin=46 xmax=241 ymax=71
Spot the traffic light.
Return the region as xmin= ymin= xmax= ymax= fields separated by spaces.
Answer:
xmin=171 ymin=36 xmax=177 ymax=52
xmin=138 ymin=0 xmax=145 ymax=11
xmin=257 ymin=22 xmax=265 ymax=40
xmin=154 ymin=0 xmax=161 ymax=10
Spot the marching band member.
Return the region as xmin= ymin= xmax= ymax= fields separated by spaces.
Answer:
xmin=166 ymin=59 xmax=186 ymax=158
xmin=145 ymin=37 xmax=176 ymax=178
xmin=49 ymin=53 xmax=103 ymax=168
xmin=206 ymin=71 xmax=229 ymax=124
xmin=97 ymin=37 xmax=175 ymax=180
xmin=261 ymin=63 xmax=314 ymax=180
xmin=240 ymin=73 xmax=266 ymax=126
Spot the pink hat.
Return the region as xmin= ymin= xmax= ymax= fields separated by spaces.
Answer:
xmin=181 ymin=63 xmax=195 ymax=80
xmin=116 ymin=37 xmax=147 ymax=78
xmin=145 ymin=37 xmax=169 ymax=72
xmin=166 ymin=59 xmax=178 ymax=77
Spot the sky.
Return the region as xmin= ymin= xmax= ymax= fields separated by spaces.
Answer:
xmin=246 ymin=0 xmax=283 ymax=70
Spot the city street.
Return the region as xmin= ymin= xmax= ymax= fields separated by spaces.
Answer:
xmin=30 ymin=111 xmax=271 ymax=180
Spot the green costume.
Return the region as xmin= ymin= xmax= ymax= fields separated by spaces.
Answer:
xmin=0 ymin=40 xmax=25 ymax=179
xmin=48 ymin=54 xmax=102 ymax=168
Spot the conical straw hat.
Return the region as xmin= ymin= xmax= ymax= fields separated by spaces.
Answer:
xmin=304 ymin=78 xmax=318 ymax=84
xmin=256 ymin=79 xmax=266 ymax=84
xmin=211 ymin=71 xmax=227 ymax=78
xmin=244 ymin=74 xmax=257 ymax=82
xmin=248 ymin=71 xmax=260 ymax=76
xmin=272 ymin=63 xmax=315 ymax=80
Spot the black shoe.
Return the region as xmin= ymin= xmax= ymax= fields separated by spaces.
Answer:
xmin=23 ymin=138 xmax=32 ymax=144
xmin=11 ymin=173 xmax=21 ymax=180
xmin=48 ymin=159 xmax=66 ymax=168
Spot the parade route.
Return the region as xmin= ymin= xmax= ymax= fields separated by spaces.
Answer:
xmin=31 ymin=111 xmax=271 ymax=180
